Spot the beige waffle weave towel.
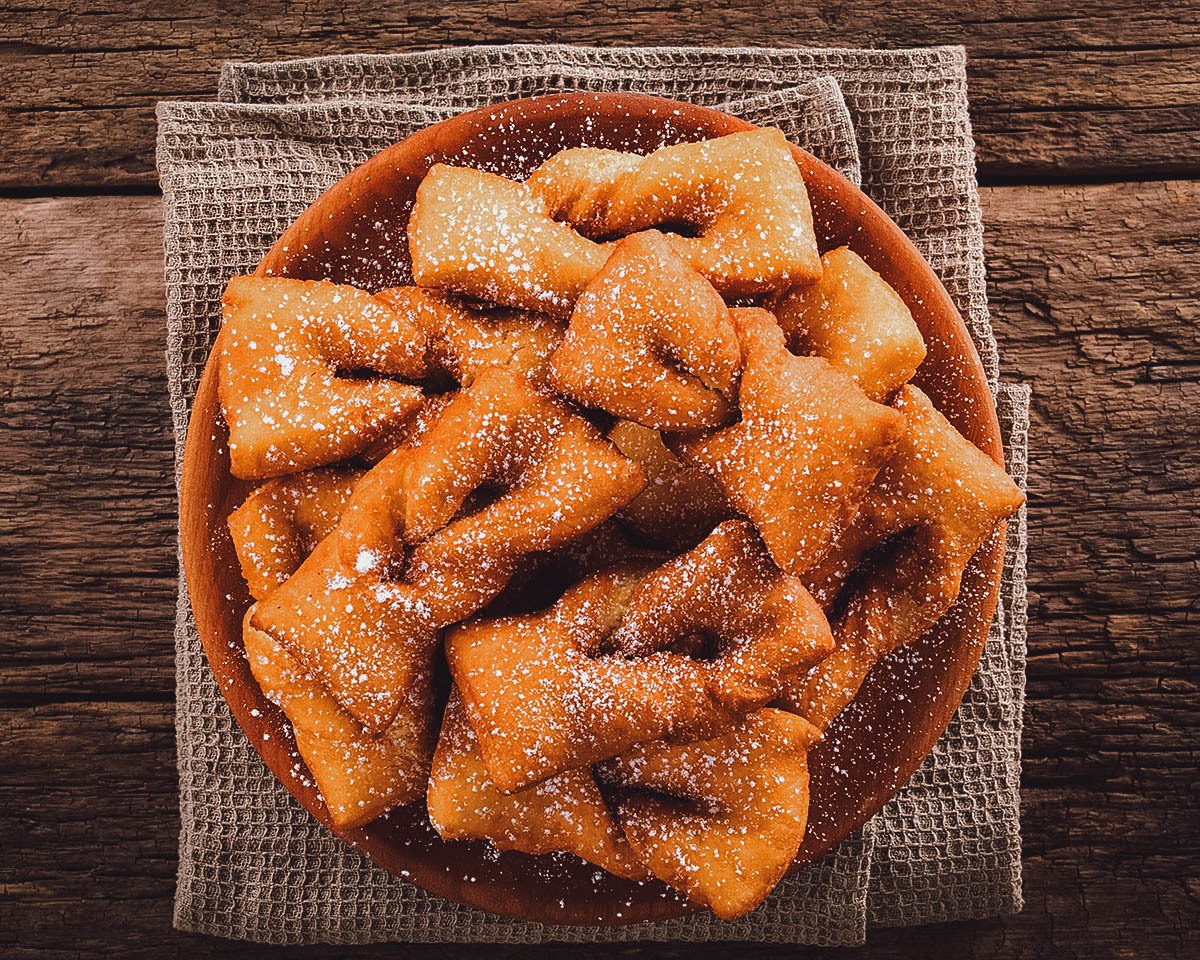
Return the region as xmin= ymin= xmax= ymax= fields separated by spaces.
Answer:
xmin=159 ymin=45 xmax=1027 ymax=945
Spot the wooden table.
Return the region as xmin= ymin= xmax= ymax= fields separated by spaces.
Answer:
xmin=2 ymin=6 xmax=1197 ymax=958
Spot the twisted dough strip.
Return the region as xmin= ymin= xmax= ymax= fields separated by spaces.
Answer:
xmin=446 ymin=520 xmax=832 ymax=793
xmin=548 ymin=229 xmax=742 ymax=430
xmin=599 ymin=708 xmax=821 ymax=920
xmin=427 ymin=692 xmax=650 ymax=881
xmin=528 ymin=128 xmax=822 ymax=297
xmin=408 ymin=164 xmax=610 ymax=317
xmin=228 ymin=465 xmax=365 ymax=601
xmin=253 ymin=366 xmax=643 ymax=733
xmin=670 ymin=308 xmax=906 ymax=578
xmin=778 ymin=385 xmax=1026 ymax=730
xmin=769 ymin=246 xmax=927 ymax=404
xmin=243 ymin=608 xmax=434 ymax=829
xmin=218 ymin=276 xmax=429 ymax=479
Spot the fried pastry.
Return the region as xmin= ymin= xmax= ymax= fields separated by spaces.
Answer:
xmin=408 ymin=163 xmax=610 ymax=317
xmin=254 ymin=366 xmax=643 ymax=732
xmin=228 ymin=465 xmax=365 ymax=600
xmin=779 ymin=385 xmax=1025 ymax=729
xmin=242 ymin=607 xmax=434 ymax=829
xmin=252 ymin=535 xmax=445 ymax=734
xmin=218 ymin=275 xmax=429 ymax=479
xmin=336 ymin=365 xmax=644 ymax=573
xmin=770 ymin=246 xmax=926 ymax=402
xmin=671 ymin=308 xmax=906 ymax=577
xmin=446 ymin=520 xmax=832 ymax=793
xmin=607 ymin=520 xmax=835 ymax=709
xmin=477 ymin=518 xmax=665 ymax=620
xmin=527 ymin=128 xmax=821 ymax=296
xmin=608 ymin=420 xmax=732 ymax=549
xmin=427 ymin=692 xmax=650 ymax=881
xmin=548 ymin=230 xmax=741 ymax=430
xmin=600 ymin=708 xmax=820 ymax=919
xmin=375 ymin=286 xmax=563 ymax=387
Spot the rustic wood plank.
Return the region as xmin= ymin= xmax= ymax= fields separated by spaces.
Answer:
xmin=2 ymin=2 xmax=1199 ymax=190
xmin=2 ymin=181 xmax=1197 ymax=954
xmin=0 ymin=701 xmax=1196 ymax=957
xmin=1 ymin=197 xmax=177 ymax=701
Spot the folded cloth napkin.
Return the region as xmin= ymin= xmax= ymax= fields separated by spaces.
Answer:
xmin=159 ymin=44 xmax=1027 ymax=945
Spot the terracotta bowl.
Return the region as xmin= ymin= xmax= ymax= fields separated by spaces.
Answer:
xmin=180 ymin=92 xmax=1005 ymax=925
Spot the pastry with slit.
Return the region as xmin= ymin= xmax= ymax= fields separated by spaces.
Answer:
xmin=779 ymin=385 xmax=1025 ymax=729
xmin=447 ymin=520 xmax=831 ymax=793
xmin=254 ymin=366 xmax=642 ymax=733
xmin=409 ymin=163 xmax=610 ymax=317
xmin=600 ymin=708 xmax=820 ymax=919
xmin=548 ymin=229 xmax=741 ymax=430
xmin=528 ymin=128 xmax=820 ymax=296
xmin=427 ymin=691 xmax=650 ymax=880
xmin=671 ymin=308 xmax=906 ymax=577
xmin=218 ymin=275 xmax=429 ymax=479
xmin=243 ymin=607 xmax=434 ymax=829
xmin=769 ymin=246 xmax=926 ymax=402
xmin=375 ymin=285 xmax=563 ymax=387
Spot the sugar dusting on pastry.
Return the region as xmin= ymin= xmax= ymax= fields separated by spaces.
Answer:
xmin=217 ymin=114 xmax=1023 ymax=917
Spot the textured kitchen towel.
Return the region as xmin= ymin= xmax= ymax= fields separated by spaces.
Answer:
xmin=161 ymin=45 xmax=1027 ymax=945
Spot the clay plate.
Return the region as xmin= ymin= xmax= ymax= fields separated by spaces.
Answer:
xmin=180 ymin=92 xmax=1006 ymax=925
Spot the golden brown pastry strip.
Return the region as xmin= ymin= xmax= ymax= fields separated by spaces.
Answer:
xmin=548 ymin=229 xmax=741 ymax=430
xmin=670 ymin=308 xmax=906 ymax=577
xmin=253 ymin=366 xmax=643 ymax=733
xmin=769 ymin=246 xmax=926 ymax=403
xmin=600 ymin=708 xmax=820 ymax=920
xmin=528 ymin=128 xmax=821 ymax=297
xmin=243 ymin=607 xmax=434 ymax=829
xmin=447 ymin=520 xmax=832 ymax=793
xmin=218 ymin=276 xmax=428 ymax=479
xmin=375 ymin=286 xmax=563 ymax=387
xmin=779 ymin=385 xmax=1025 ymax=729
xmin=427 ymin=691 xmax=650 ymax=881
xmin=228 ymin=464 xmax=365 ymax=600
xmin=408 ymin=164 xmax=610 ymax=317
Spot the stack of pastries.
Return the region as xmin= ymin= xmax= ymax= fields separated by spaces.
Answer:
xmin=218 ymin=128 xmax=1024 ymax=920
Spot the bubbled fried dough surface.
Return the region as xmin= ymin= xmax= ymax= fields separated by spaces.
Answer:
xmin=336 ymin=365 xmax=645 ymax=570
xmin=608 ymin=520 xmax=835 ymax=706
xmin=670 ymin=308 xmax=906 ymax=578
xmin=600 ymin=708 xmax=821 ymax=920
xmin=408 ymin=164 xmax=610 ymax=317
xmin=527 ymin=128 xmax=821 ymax=297
xmin=770 ymin=246 xmax=927 ymax=403
xmin=243 ymin=608 xmax=434 ymax=830
xmin=427 ymin=692 xmax=650 ymax=882
xmin=218 ymin=276 xmax=428 ymax=479
xmin=228 ymin=464 xmax=365 ymax=601
xmin=375 ymin=286 xmax=563 ymax=387
xmin=779 ymin=385 xmax=1025 ymax=730
xmin=548 ymin=230 xmax=741 ymax=430
xmin=253 ymin=367 xmax=643 ymax=733
xmin=252 ymin=535 xmax=446 ymax=735
xmin=446 ymin=521 xmax=831 ymax=794
xmin=608 ymin=421 xmax=732 ymax=550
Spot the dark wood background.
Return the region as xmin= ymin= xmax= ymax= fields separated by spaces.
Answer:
xmin=2 ymin=4 xmax=1198 ymax=958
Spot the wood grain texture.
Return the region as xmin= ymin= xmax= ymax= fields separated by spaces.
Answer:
xmin=2 ymin=179 xmax=1197 ymax=955
xmin=2 ymin=1 xmax=1199 ymax=190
